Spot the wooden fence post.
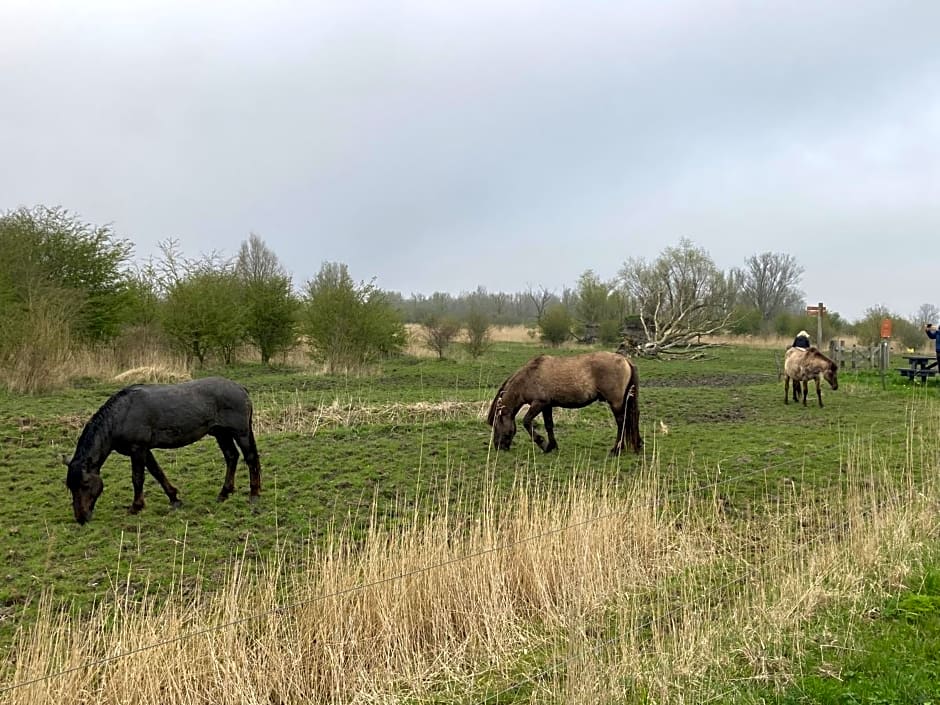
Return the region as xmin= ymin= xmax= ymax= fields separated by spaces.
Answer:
xmin=817 ymin=301 xmax=824 ymax=349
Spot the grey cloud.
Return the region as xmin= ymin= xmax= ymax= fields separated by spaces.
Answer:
xmin=1 ymin=0 xmax=938 ymax=318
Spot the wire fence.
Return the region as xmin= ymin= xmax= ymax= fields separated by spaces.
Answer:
xmin=480 ymin=527 xmax=837 ymax=703
xmin=0 ymin=420 xmax=925 ymax=699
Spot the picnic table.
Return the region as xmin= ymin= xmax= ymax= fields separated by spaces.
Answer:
xmin=897 ymin=354 xmax=938 ymax=382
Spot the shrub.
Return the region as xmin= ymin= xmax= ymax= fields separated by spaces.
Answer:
xmin=301 ymin=262 xmax=405 ymax=373
xmin=162 ymin=270 xmax=247 ymax=365
xmin=539 ymin=304 xmax=573 ymax=346
xmin=0 ymin=205 xmax=135 ymax=342
xmin=728 ymin=306 xmax=763 ymax=336
xmin=0 ymin=286 xmax=76 ymax=393
xmin=236 ymin=234 xmax=298 ymax=365
xmin=463 ymin=310 xmax=493 ymax=359
xmin=422 ymin=314 xmax=462 ymax=360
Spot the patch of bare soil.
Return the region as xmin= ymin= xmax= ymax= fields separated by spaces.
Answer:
xmin=643 ymin=373 xmax=774 ymax=388
xmin=684 ymin=407 xmax=749 ymax=423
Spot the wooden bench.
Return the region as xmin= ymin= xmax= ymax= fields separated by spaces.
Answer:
xmin=896 ymin=368 xmax=938 ymax=381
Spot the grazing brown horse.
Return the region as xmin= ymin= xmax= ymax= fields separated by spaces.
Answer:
xmin=63 ymin=377 xmax=262 ymax=524
xmin=486 ymin=351 xmax=642 ymax=455
xmin=784 ymin=346 xmax=839 ymax=407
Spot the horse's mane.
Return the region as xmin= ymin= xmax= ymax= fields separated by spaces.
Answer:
xmin=485 ymin=356 xmax=548 ymax=425
xmin=67 ymin=387 xmax=137 ymax=487
xmin=805 ymin=346 xmax=838 ymax=369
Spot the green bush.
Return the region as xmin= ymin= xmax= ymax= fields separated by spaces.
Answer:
xmin=301 ymin=262 xmax=405 ymax=373
xmin=463 ymin=310 xmax=492 ymax=359
xmin=539 ymin=304 xmax=573 ymax=346
xmin=422 ymin=314 xmax=461 ymax=359
xmin=162 ymin=270 xmax=247 ymax=365
xmin=598 ymin=318 xmax=623 ymax=345
xmin=236 ymin=234 xmax=298 ymax=365
xmin=0 ymin=206 xmax=135 ymax=342
xmin=728 ymin=306 xmax=763 ymax=336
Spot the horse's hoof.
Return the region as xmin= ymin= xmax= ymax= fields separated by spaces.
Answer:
xmin=249 ymin=495 xmax=260 ymax=505
xmin=217 ymin=493 xmax=229 ymax=503
xmin=128 ymin=505 xmax=144 ymax=515
xmin=171 ymin=500 xmax=183 ymax=509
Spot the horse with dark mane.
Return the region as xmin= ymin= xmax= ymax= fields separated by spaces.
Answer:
xmin=63 ymin=377 xmax=261 ymax=524
xmin=784 ymin=346 xmax=839 ymax=407
xmin=486 ymin=351 xmax=642 ymax=455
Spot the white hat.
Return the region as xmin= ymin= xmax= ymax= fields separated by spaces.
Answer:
xmin=797 ymin=330 xmax=810 ymax=338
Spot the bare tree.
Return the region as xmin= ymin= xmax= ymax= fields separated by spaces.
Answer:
xmin=421 ymin=313 xmax=461 ymax=359
xmin=492 ymin=292 xmax=509 ymax=321
xmin=525 ymin=284 xmax=555 ymax=323
xmin=236 ymin=232 xmax=287 ymax=283
xmin=618 ymin=238 xmax=735 ymax=356
xmin=734 ymin=252 xmax=804 ymax=320
xmin=914 ymin=302 xmax=939 ymax=326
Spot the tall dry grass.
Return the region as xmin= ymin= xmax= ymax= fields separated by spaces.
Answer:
xmin=0 ymin=293 xmax=75 ymax=394
xmin=0 ymin=323 xmax=192 ymax=393
xmin=3 ymin=405 xmax=939 ymax=704
xmin=68 ymin=326 xmax=192 ymax=384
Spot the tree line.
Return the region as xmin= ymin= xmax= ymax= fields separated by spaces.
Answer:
xmin=1 ymin=206 xmax=935 ymax=390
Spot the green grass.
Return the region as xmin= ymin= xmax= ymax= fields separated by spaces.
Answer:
xmin=739 ymin=566 xmax=940 ymax=704
xmin=1 ymin=340 xmax=939 ymax=695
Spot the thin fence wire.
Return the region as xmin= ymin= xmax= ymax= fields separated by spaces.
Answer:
xmin=0 ymin=420 xmax=919 ymax=696
xmin=479 ymin=526 xmax=837 ymax=703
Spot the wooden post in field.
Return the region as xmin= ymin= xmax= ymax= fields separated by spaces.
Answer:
xmin=816 ymin=301 xmax=824 ymax=348
xmin=880 ymin=318 xmax=892 ymax=390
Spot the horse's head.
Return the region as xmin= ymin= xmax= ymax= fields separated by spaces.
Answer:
xmin=824 ymin=361 xmax=839 ymax=391
xmin=62 ymin=455 xmax=104 ymax=525
xmin=490 ymin=394 xmax=516 ymax=450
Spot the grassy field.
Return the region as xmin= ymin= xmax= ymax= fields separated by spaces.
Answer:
xmin=1 ymin=340 xmax=939 ymax=702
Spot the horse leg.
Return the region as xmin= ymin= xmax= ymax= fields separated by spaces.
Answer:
xmin=815 ymin=378 xmax=824 ymax=407
xmin=802 ymin=380 xmax=809 ymax=406
xmin=144 ymin=451 xmax=181 ymax=508
xmin=542 ymin=406 xmax=558 ymax=453
xmin=234 ymin=429 xmax=262 ymax=504
xmin=129 ymin=451 xmax=147 ymax=514
xmin=522 ymin=402 xmax=549 ymax=451
xmin=610 ymin=403 xmax=626 ymax=456
xmin=214 ymin=434 xmax=240 ymax=502
xmin=784 ymin=377 xmax=790 ymax=404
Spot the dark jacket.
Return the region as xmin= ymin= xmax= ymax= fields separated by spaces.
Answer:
xmin=792 ymin=334 xmax=811 ymax=349
xmin=927 ymin=326 xmax=940 ymax=351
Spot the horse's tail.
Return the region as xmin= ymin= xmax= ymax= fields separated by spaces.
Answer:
xmin=486 ymin=374 xmax=513 ymax=426
xmin=622 ymin=359 xmax=642 ymax=452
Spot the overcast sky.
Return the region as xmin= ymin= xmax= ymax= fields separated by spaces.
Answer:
xmin=2 ymin=1 xmax=938 ymax=321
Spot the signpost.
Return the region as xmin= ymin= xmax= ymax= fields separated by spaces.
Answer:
xmin=880 ymin=318 xmax=891 ymax=390
xmin=806 ymin=301 xmax=827 ymax=348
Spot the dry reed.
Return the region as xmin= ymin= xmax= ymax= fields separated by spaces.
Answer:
xmin=251 ymin=392 xmax=488 ymax=435
xmin=2 ymin=404 xmax=939 ymax=704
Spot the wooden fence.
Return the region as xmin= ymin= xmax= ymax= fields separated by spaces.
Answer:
xmin=827 ymin=340 xmax=885 ymax=370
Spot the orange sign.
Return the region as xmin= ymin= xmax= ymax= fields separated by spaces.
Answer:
xmin=880 ymin=318 xmax=892 ymax=338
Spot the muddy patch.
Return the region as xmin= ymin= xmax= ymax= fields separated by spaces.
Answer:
xmin=644 ymin=373 xmax=774 ymax=388
xmin=684 ymin=406 xmax=749 ymax=423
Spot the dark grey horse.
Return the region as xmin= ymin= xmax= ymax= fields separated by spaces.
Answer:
xmin=63 ymin=377 xmax=261 ymax=524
